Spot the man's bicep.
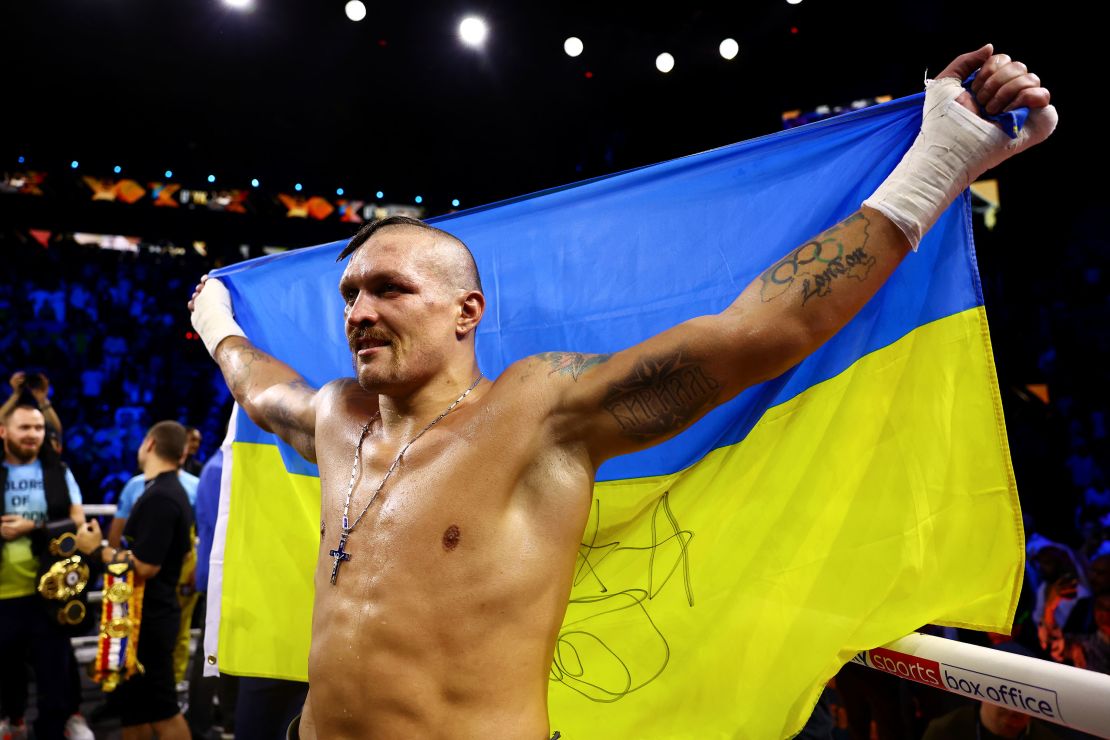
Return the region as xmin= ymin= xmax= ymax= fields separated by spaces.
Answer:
xmin=548 ymin=315 xmax=758 ymax=462
xmin=253 ymin=379 xmax=320 ymax=463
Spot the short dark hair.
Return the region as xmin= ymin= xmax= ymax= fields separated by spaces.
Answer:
xmin=147 ymin=420 xmax=188 ymax=463
xmin=337 ymin=216 xmax=483 ymax=292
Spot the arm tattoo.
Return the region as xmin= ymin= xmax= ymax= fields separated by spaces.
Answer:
xmin=537 ymin=351 xmax=612 ymax=381
xmin=219 ymin=345 xmax=271 ymax=399
xmin=602 ymin=351 xmax=720 ymax=439
xmin=759 ymin=212 xmax=876 ymax=304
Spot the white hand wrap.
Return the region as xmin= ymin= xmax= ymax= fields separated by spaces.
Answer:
xmin=864 ymin=76 xmax=1057 ymax=250
xmin=190 ymin=278 xmax=247 ymax=357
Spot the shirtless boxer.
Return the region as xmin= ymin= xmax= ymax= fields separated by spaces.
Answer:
xmin=187 ymin=46 xmax=1055 ymax=739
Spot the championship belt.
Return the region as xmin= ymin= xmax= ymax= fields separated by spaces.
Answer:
xmin=35 ymin=520 xmax=92 ymax=630
xmin=90 ymin=557 xmax=145 ymax=691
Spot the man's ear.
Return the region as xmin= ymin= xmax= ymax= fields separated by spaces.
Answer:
xmin=456 ymin=290 xmax=485 ymax=339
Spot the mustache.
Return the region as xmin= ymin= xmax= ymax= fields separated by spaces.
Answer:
xmin=347 ymin=326 xmax=393 ymax=350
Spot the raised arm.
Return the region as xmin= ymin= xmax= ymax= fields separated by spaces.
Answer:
xmin=189 ymin=276 xmax=320 ymax=462
xmin=533 ymin=45 xmax=1056 ymax=464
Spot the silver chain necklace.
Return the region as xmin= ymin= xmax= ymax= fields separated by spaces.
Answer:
xmin=329 ymin=374 xmax=483 ymax=585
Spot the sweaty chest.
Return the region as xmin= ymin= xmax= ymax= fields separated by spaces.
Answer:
xmin=317 ymin=429 xmax=520 ymax=582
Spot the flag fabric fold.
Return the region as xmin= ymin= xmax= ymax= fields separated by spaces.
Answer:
xmin=206 ymin=91 xmax=1023 ymax=738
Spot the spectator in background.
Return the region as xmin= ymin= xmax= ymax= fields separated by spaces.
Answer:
xmin=1027 ymin=535 xmax=1092 ymax=648
xmin=76 ymin=421 xmax=194 ymax=740
xmin=107 ymin=465 xmax=198 ymax=548
xmin=106 ymin=440 xmax=200 ymax=688
xmin=183 ymin=427 xmax=203 ymax=476
xmin=2 ymin=372 xmax=63 ymax=443
xmin=0 ymin=402 xmax=89 ymax=740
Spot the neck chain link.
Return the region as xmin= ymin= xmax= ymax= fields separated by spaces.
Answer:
xmin=329 ymin=374 xmax=483 ymax=585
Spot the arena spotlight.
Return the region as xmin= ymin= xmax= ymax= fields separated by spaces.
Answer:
xmin=415 ymin=195 xmax=424 ymax=204
xmin=336 ymin=187 xmax=345 ymax=196
xmin=451 ymin=198 xmax=460 ymax=207
xmin=70 ymin=160 xmax=79 ymax=169
xmin=787 ymin=0 xmax=803 ymax=4
xmin=719 ymin=38 xmax=739 ymax=60
xmin=223 ymin=0 xmax=252 ymax=9
xmin=656 ymin=52 xmax=675 ymax=74
xmin=458 ymin=16 xmax=488 ymax=48
xmin=294 ymin=183 xmax=303 ymax=192
xmin=113 ymin=165 xmax=122 ymax=174
xmin=251 ymin=178 xmax=260 ymax=187
xmin=17 ymin=156 xmax=25 ymax=164
xmin=345 ymin=1 xmax=366 ymax=22
xmin=208 ymin=174 xmax=216 ymax=183
xmin=376 ymin=190 xmax=384 ymax=199
xmin=165 ymin=170 xmax=174 ymax=178
xmin=564 ymin=37 xmax=583 ymax=58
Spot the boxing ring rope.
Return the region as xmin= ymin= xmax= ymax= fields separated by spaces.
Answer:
xmin=856 ymin=632 xmax=1110 ymax=738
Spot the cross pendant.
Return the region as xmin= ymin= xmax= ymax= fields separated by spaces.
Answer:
xmin=329 ymin=532 xmax=352 ymax=585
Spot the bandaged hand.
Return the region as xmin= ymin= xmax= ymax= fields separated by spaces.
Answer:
xmin=864 ymin=44 xmax=1057 ymax=250
xmin=189 ymin=275 xmax=247 ymax=357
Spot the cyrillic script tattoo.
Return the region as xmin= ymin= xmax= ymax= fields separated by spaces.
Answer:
xmin=538 ymin=352 xmax=612 ymax=381
xmin=603 ymin=352 xmax=720 ymax=439
xmin=759 ymin=212 xmax=876 ymax=304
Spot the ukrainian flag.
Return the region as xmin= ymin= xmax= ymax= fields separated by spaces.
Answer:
xmin=206 ymin=91 xmax=1023 ymax=738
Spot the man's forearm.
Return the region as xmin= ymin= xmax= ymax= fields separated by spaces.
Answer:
xmin=215 ymin=336 xmax=315 ymax=433
xmin=721 ymin=208 xmax=910 ymax=379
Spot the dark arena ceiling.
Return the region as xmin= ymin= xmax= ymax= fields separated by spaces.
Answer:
xmin=1 ymin=0 xmax=1093 ymax=250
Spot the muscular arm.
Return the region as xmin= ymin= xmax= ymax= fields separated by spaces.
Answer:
xmin=534 ymin=47 xmax=1053 ymax=465
xmin=536 ymin=208 xmax=908 ymax=462
xmin=214 ymin=336 xmax=320 ymax=462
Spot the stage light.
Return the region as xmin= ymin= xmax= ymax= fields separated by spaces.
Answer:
xmin=720 ymin=38 xmax=739 ymax=60
xmin=223 ymin=0 xmax=252 ymax=9
xmin=208 ymin=174 xmax=216 ymax=183
xmin=294 ymin=183 xmax=303 ymax=192
xmin=459 ymin=16 xmax=488 ymax=48
xmin=656 ymin=52 xmax=675 ymax=74
xmin=564 ymin=37 xmax=583 ymax=57
xmin=376 ymin=190 xmax=384 ymax=199
xmin=113 ymin=165 xmax=122 ymax=174
xmin=415 ymin=195 xmax=423 ymax=204
xmin=345 ymin=1 xmax=366 ymax=22
xmin=165 ymin=170 xmax=174 ymax=178
xmin=251 ymin=178 xmax=260 ymax=187
xmin=17 ymin=156 xmax=25 ymax=164
xmin=451 ymin=199 xmax=460 ymax=207
xmin=787 ymin=0 xmax=803 ymax=4
xmin=70 ymin=160 xmax=79 ymax=169
xmin=336 ymin=187 xmax=345 ymax=196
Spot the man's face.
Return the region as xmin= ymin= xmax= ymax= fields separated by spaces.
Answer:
xmin=980 ymin=701 xmax=1031 ymax=738
xmin=186 ymin=429 xmax=202 ymax=456
xmin=339 ymin=228 xmax=464 ymax=392
xmin=1034 ymin=546 xmax=1071 ymax=582
xmin=1094 ymin=594 xmax=1110 ymax=637
xmin=1 ymin=408 xmax=46 ymax=464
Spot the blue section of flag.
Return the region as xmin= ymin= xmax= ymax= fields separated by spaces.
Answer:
xmin=215 ymin=91 xmax=981 ymax=482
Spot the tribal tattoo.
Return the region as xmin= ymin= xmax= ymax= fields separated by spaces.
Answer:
xmin=538 ymin=352 xmax=612 ymax=381
xmin=602 ymin=351 xmax=720 ymax=439
xmin=759 ymin=212 xmax=876 ymax=304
